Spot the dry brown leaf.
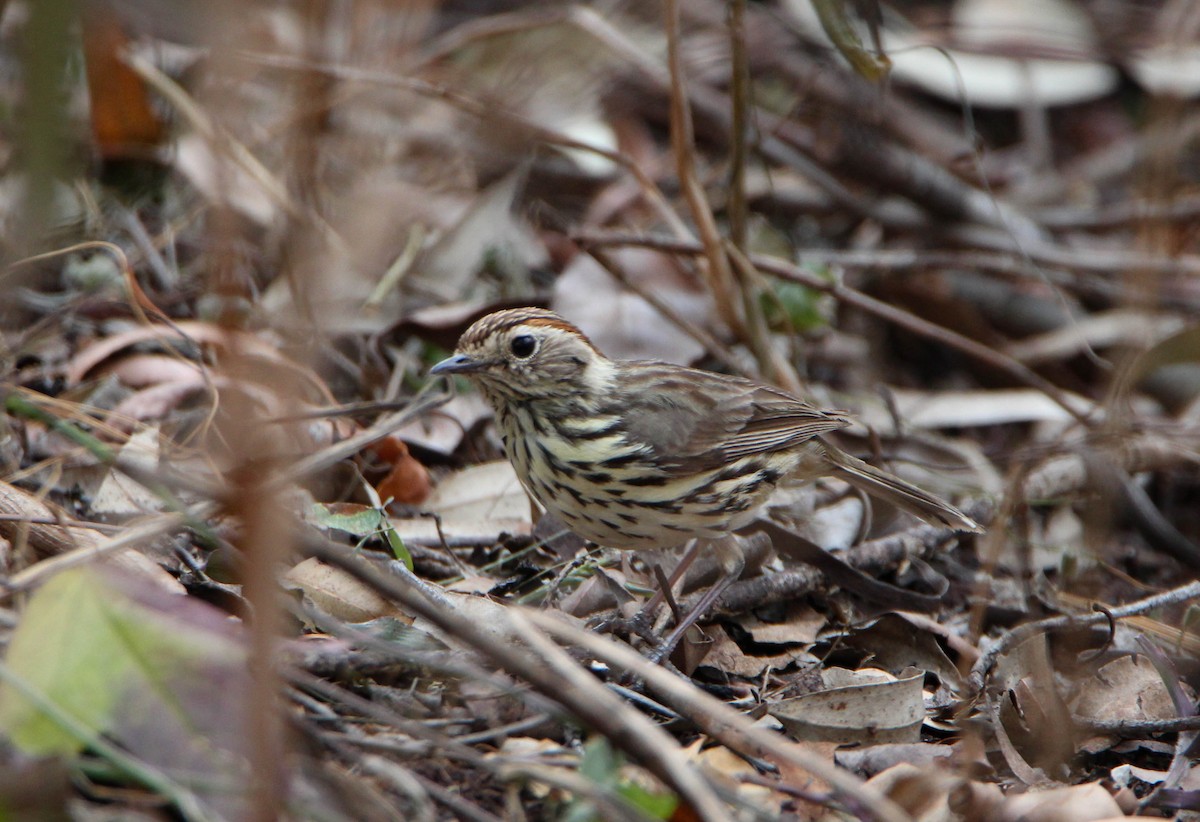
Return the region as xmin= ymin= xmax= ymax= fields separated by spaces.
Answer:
xmin=444 ymin=576 xmax=497 ymax=594
xmin=558 ymin=567 xmax=635 ymax=618
xmin=392 ymin=393 xmax=492 ymax=455
xmin=1003 ymin=310 xmax=1185 ymax=365
xmin=392 ymin=460 xmax=531 ymax=545
xmin=882 ymin=388 xmax=1093 ymax=428
xmin=0 ymin=481 xmax=105 ymax=559
xmin=741 ymin=603 xmax=827 ymax=645
xmin=772 ymin=667 xmax=925 ymax=745
xmin=839 ymin=614 xmax=962 ymax=689
xmin=699 ymin=626 xmax=813 ymax=678
xmin=864 ymin=762 xmax=962 ymax=822
xmin=108 ymin=379 xmax=208 ymax=428
xmin=990 ymin=781 xmax=1124 ymax=822
xmin=1072 ymin=655 xmax=1180 ymax=753
xmin=175 ymin=133 xmax=279 ymax=226
xmin=411 ymin=592 xmax=516 ymax=645
xmin=82 ymin=8 xmax=166 ymax=158
xmin=285 ymin=558 xmax=407 ymax=624
xmin=91 ymin=425 xmax=164 ymax=517
xmin=68 ymin=321 xmax=335 ymax=406
xmin=685 ymin=740 xmax=783 ymax=813
xmin=836 ymin=742 xmax=964 ymax=779
xmin=370 ymin=436 xmax=431 ymax=506
xmin=106 ymin=354 xmax=205 ymax=388
xmin=875 ymin=0 xmax=1117 ymax=107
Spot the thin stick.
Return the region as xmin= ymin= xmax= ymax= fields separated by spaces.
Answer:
xmin=523 ymin=609 xmax=914 ymax=822
xmin=727 ymin=0 xmax=749 ymax=253
xmin=5 ymin=512 xmax=191 ymax=594
xmin=663 ymin=0 xmax=743 ymax=337
xmin=967 ymin=580 xmax=1200 ymax=694
xmin=304 ymin=540 xmax=732 ymax=822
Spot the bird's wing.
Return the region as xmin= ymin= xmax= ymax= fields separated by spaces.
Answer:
xmin=618 ymin=365 xmax=849 ymax=470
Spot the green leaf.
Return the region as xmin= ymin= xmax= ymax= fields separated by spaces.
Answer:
xmin=617 ymin=782 xmax=678 ymax=819
xmin=384 ymin=524 xmax=413 ymax=571
xmin=310 ymin=502 xmax=383 ymax=536
xmin=0 ymin=567 xmax=251 ymax=819
xmin=311 ymin=503 xmax=414 ymax=570
xmin=0 ymin=569 xmax=125 ymax=753
xmin=576 ymin=738 xmax=677 ymax=820
xmin=579 ymin=736 xmax=620 ymax=784
xmin=811 ymin=0 xmax=891 ymax=82
xmin=761 ymin=278 xmax=831 ymax=333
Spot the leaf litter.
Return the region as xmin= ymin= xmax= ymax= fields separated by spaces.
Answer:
xmin=2 ymin=0 xmax=1200 ymax=819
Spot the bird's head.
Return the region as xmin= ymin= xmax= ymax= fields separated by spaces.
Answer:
xmin=430 ymin=308 xmax=612 ymax=403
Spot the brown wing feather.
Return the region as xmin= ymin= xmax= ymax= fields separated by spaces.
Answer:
xmin=616 ymin=364 xmax=849 ymax=471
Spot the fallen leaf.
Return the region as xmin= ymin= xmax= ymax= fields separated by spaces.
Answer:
xmin=370 ymin=436 xmax=431 ymax=505
xmin=865 ymin=762 xmax=962 ymax=822
xmin=771 ymin=667 xmax=925 ymax=745
xmin=91 ymin=425 xmax=164 ymax=517
xmin=741 ymin=603 xmax=827 ymax=645
xmin=699 ymin=626 xmax=813 ymax=678
xmin=0 ymin=567 xmax=255 ymax=819
xmin=391 ymin=460 xmax=532 ymax=545
xmin=990 ymin=781 xmax=1124 ymax=822
xmin=1072 ymin=655 xmax=1179 ymax=753
xmin=82 ymin=8 xmax=165 ymax=158
xmin=391 ymin=393 xmax=492 ymax=455
xmin=285 ymin=557 xmax=405 ymax=624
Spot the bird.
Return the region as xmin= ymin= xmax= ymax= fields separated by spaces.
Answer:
xmin=429 ymin=307 xmax=981 ymax=554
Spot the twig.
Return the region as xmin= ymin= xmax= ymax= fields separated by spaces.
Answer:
xmin=5 ymin=511 xmax=191 ymax=594
xmin=1075 ymin=715 xmax=1200 ymax=736
xmin=506 ymin=609 xmax=715 ymax=820
xmin=496 ymin=762 xmax=665 ymax=822
xmin=413 ymin=772 xmax=504 ymax=822
xmin=1022 ymin=434 xmax=1198 ymax=503
xmin=1134 ymin=636 xmax=1198 ymax=811
xmin=716 ymin=519 xmax=962 ymax=614
xmin=288 ymin=668 xmax=489 ymax=768
xmin=663 ymin=0 xmax=744 ymax=338
xmin=725 ymin=243 xmax=803 ymax=393
xmin=966 ymin=580 xmax=1200 ymax=695
xmin=575 ymin=233 xmax=1200 ymax=308
xmin=267 ymin=383 xmax=449 ymax=493
xmin=523 ymin=609 xmax=914 ymax=822
xmin=726 ymin=0 xmax=749 ymax=253
xmin=302 ymin=538 xmax=732 ymax=822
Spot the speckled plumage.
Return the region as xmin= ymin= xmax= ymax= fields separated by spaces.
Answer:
xmin=431 ymin=308 xmax=979 ymax=549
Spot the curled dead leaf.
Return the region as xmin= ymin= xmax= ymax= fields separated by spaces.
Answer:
xmin=370 ymin=436 xmax=431 ymax=506
xmin=285 ymin=558 xmax=409 ymax=624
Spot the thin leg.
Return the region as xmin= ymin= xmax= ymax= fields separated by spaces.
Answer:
xmin=626 ymin=538 xmax=701 ymax=640
xmin=650 ymin=536 xmax=745 ymax=665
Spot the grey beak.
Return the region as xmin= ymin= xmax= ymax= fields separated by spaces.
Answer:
xmin=430 ymin=354 xmax=484 ymax=376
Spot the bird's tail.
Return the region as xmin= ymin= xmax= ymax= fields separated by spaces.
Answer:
xmin=824 ymin=446 xmax=982 ymax=533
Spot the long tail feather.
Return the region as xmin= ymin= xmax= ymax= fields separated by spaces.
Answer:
xmin=824 ymin=447 xmax=982 ymax=533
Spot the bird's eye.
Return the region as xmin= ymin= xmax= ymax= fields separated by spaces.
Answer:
xmin=510 ymin=334 xmax=537 ymax=359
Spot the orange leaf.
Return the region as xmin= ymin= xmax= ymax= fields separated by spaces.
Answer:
xmin=372 ymin=436 xmax=431 ymax=505
xmin=82 ymin=9 xmax=164 ymax=158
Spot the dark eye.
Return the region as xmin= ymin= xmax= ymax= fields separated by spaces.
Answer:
xmin=510 ymin=334 xmax=537 ymax=359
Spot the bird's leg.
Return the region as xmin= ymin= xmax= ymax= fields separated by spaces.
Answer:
xmin=648 ymin=535 xmax=746 ymax=666
xmin=631 ymin=538 xmax=701 ymax=636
